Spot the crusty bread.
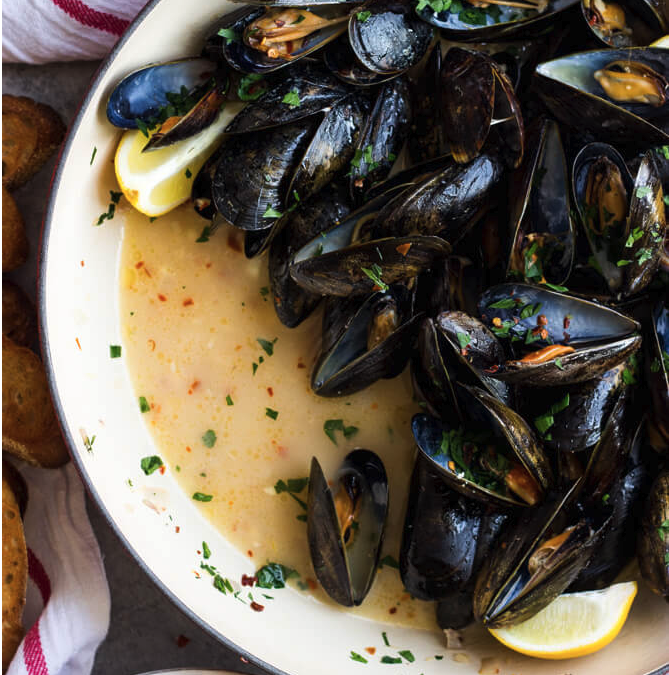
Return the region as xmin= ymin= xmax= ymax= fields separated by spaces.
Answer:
xmin=2 ymin=187 xmax=29 ymax=271
xmin=2 ymin=280 xmax=36 ymax=349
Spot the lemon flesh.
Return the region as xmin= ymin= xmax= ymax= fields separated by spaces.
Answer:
xmin=114 ymin=108 xmax=231 ymax=217
xmin=489 ymin=581 xmax=637 ymax=660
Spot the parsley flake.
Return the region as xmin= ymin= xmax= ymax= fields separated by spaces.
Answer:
xmin=217 ymin=27 xmax=239 ymax=44
xmin=265 ymin=407 xmax=279 ymax=420
xmin=282 ymin=90 xmax=301 ymax=108
xmin=140 ymin=455 xmax=163 ymax=475
xmin=357 ymin=10 xmax=372 ymax=21
xmin=193 ymin=492 xmax=213 ymax=502
xmin=109 ymin=344 xmax=122 ymax=358
xmin=257 ymin=337 xmax=278 ymax=356
xmin=139 ymin=396 xmax=150 ymax=413
xmin=324 ymin=419 xmax=359 ymax=444
xmin=202 ymin=429 xmax=217 ymax=448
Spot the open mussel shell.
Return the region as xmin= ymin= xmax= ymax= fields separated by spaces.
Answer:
xmin=224 ymin=61 xmax=349 ymax=133
xmin=323 ymin=36 xmax=394 ymax=87
xmin=581 ymin=0 xmax=667 ymax=48
xmin=416 ymin=0 xmax=578 ymax=41
xmin=359 ymin=153 xmax=504 ymax=244
xmin=440 ymin=47 xmax=524 ymax=169
xmin=637 ymin=469 xmax=669 ymax=598
xmin=646 ymin=300 xmax=669 ymax=451
xmin=269 ymin=183 xmax=351 ymax=328
xmin=212 ymin=119 xmax=317 ymax=231
xmin=412 ymin=384 xmax=552 ymax=509
xmin=348 ymin=77 xmax=411 ymax=203
xmin=192 ymin=146 xmax=225 ymax=220
xmin=311 ymin=285 xmax=422 ymax=397
xmin=473 ymin=482 xmax=612 ymax=627
xmin=106 ymin=57 xmax=221 ymax=129
xmin=535 ymin=47 xmax=669 ymax=145
xmin=507 ymin=118 xmax=575 ymax=286
xmin=348 ymin=0 xmax=434 ymax=75
xmin=307 ymin=450 xmax=388 ymax=607
xmin=217 ymin=6 xmax=349 ymax=74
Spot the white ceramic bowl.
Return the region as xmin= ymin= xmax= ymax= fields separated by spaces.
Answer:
xmin=40 ymin=2 xmax=669 ymax=674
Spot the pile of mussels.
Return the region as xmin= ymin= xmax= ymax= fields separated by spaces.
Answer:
xmin=107 ymin=0 xmax=669 ymax=633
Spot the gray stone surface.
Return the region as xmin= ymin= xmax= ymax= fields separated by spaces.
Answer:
xmin=3 ymin=62 xmax=266 ymax=675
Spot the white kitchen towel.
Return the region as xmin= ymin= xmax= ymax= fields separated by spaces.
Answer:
xmin=6 ymin=462 xmax=111 ymax=675
xmin=2 ymin=0 xmax=145 ymax=63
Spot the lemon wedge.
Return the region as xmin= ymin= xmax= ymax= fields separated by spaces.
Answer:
xmin=114 ymin=111 xmax=228 ymax=217
xmin=489 ymin=581 xmax=637 ymax=660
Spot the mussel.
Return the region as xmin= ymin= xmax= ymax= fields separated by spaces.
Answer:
xmin=637 ymin=470 xmax=669 ymax=598
xmin=307 ymin=450 xmax=388 ymax=606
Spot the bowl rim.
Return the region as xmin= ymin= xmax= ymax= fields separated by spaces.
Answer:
xmin=35 ymin=4 xmax=669 ymax=675
xmin=37 ymin=2 xmax=284 ymax=673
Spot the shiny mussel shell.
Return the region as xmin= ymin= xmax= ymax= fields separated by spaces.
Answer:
xmin=348 ymin=0 xmax=434 ymax=75
xmin=311 ymin=285 xmax=422 ymax=397
xmin=581 ymin=0 xmax=667 ymax=48
xmin=637 ymin=470 xmax=669 ymax=598
xmin=307 ymin=450 xmax=388 ymax=606
xmin=473 ymin=482 xmax=612 ymax=626
xmin=535 ymin=47 xmax=669 ymax=145
xmin=323 ymin=36 xmax=394 ymax=87
xmin=507 ymin=118 xmax=575 ymax=286
xmin=646 ymin=300 xmax=669 ymax=452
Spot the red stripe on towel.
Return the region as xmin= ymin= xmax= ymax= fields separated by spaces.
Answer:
xmin=28 ymin=548 xmax=52 ymax=605
xmin=50 ymin=0 xmax=130 ymax=35
xmin=23 ymin=621 xmax=49 ymax=675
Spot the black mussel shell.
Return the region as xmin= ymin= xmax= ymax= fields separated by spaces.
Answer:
xmin=311 ymin=286 xmax=422 ymax=397
xmin=269 ymin=183 xmax=351 ymax=327
xmin=507 ymin=118 xmax=575 ymax=286
xmin=348 ymin=0 xmax=434 ymax=75
xmin=637 ymin=470 xmax=669 ymax=598
xmin=535 ymin=47 xmax=669 ymax=145
xmin=417 ymin=0 xmax=578 ymax=41
xmin=192 ymin=146 xmax=225 ymax=220
xmin=224 ymin=61 xmax=350 ymax=133
xmin=646 ymin=300 xmax=669 ymax=452
xmin=473 ymin=483 xmax=612 ymax=627
xmin=212 ymin=119 xmax=317 ymax=231
xmin=323 ymin=36 xmax=394 ymax=87
xmin=307 ymin=451 xmax=388 ymax=606
xmin=349 ymin=77 xmax=411 ymax=203
xmin=107 ymin=57 xmax=220 ymax=129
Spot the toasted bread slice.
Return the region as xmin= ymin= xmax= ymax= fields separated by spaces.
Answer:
xmin=2 ymin=187 xmax=29 ymax=271
xmin=2 ymin=473 xmax=27 ymax=672
xmin=2 ymin=95 xmax=65 ymax=190
xmin=2 ymin=336 xmax=69 ymax=467
xmin=2 ymin=281 xmax=36 ymax=349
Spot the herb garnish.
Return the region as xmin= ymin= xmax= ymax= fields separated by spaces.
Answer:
xmin=139 ymin=396 xmax=150 ymax=413
xmin=109 ymin=345 xmax=122 ymax=358
xmin=357 ymin=10 xmax=372 ymax=21
xmin=635 ymin=186 xmax=652 ymax=199
xmin=274 ymin=477 xmax=309 ymax=510
xmin=193 ymin=492 xmax=213 ymax=502
xmin=534 ymin=393 xmax=570 ymax=438
xmin=226 ymin=394 xmax=234 ymax=406
xmin=361 ymin=263 xmax=389 ymax=291
xmin=257 ymin=337 xmax=278 ymax=356
xmin=379 ymin=555 xmax=399 ymax=569
xmin=282 ymin=89 xmax=301 ymax=108
xmin=263 ymin=205 xmax=283 ymax=219
xmin=265 ymin=407 xmax=279 ymax=420
xmin=196 ymin=224 xmax=213 ymax=242
xmin=185 ymin=168 xmax=192 ymax=179
xmin=202 ymin=541 xmax=212 ymax=559
xmin=217 ymin=27 xmax=239 ymax=44
xmin=90 ymin=147 xmax=97 ymax=165
xmin=237 ymin=73 xmax=267 ymax=101
xmin=380 ymin=656 xmax=402 ymax=664
xmin=95 ymin=190 xmax=123 ymax=226
xmin=141 ymin=455 xmax=164 ymax=475
xmin=382 ymin=632 xmax=390 ymax=646
xmin=350 ymin=652 xmax=368 ymax=664
xmin=324 ymin=419 xmax=359 ymax=444
xmin=202 ymin=429 xmax=217 ymax=448
xmin=256 ymin=562 xmax=298 ymax=589
xmin=83 ymin=434 xmax=96 ymax=453
xmin=456 ymin=332 xmax=471 ymax=350
xmin=399 ymin=650 xmax=415 ymax=663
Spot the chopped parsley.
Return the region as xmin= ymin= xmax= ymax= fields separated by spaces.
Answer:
xmin=456 ymin=332 xmax=471 ymax=350
xmin=636 ymin=247 xmax=653 ymax=265
xmin=282 ymin=89 xmax=301 ymax=108
xmin=274 ymin=477 xmax=308 ymax=510
xmin=263 ymin=205 xmax=283 ymax=219
xmin=139 ymin=396 xmax=150 ymax=413
xmin=140 ymin=455 xmax=164 ymax=475
xmin=357 ymin=10 xmax=372 ymax=21
xmin=534 ymin=393 xmax=570 ymax=437
xmin=265 ymin=407 xmax=279 ymax=420
xmin=520 ymin=303 xmax=542 ymax=320
xmin=399 ymin=650 xmax=415 ymax=663
xmin=622 ymin=353 xmax=639 ymax=385
xmin=226 ymin=394 xmax=234 ymax=406
xmin=185 ymin=168 xmax=192 ymax=179
xmin=488 ymin=298 xmax=517 ymax=309
xmin=259 ymin=286 xmax=270 ymax=301
xmin=602 ymin=493 xmax=610 ymax=503
xmin=617 ymin=259 xmax=633 ymax=267
xmin=350 ymin=652 xmax=368 ymax=664
xmin=83 ymin=434 xmax=96 ymax=453
xmin=380 ymin=656 xmax=402 ymax=664
xmin=256 ymin=562 xmax=298 ymax=589
xmin=659 ymin=520 xmax=669 ymax=540
xmin=324 ymin=419 xmax=359 ymax=444
xmin=95 ymin=190 xmax=123 ymax=226
xmin=109 ymin=344 xmax=122 ymax=358
xmin=196 ymin=225 xmax=213 ymax=242
xmin=554 ymin=357 xmax=565 ymax=370
xmin=202 ymin=541 xmax=211 ymax=559
xmin=213 ymin=574 xmax=234 ymax=594
xmin=635 ymin=186 xmax=652 ymax=199
xmin=625 ymin=227 xmax=644 ymax=248
xmin=361 ymin=263 xmax=389 ymax=291
xmin=90 ymin=146 xmax=97 ymax=165
xmin=379 ymin=555 xmax=399 ymax=569
xmin=542 ymin=282 xmax=568 ymax=292
xmin=192 ymin=492 xmax=213 ymax=502
xmin=217 ymin=27 xmax=239 ymax=44
xmin=291 ymin=13 xmax=306 ymax=23
xmin=382 ymin=632 xmax=390 ymax=646
xmin=237 ymin=73 xmax=267 ymax=101
xmin=202 ymin=429 xmax=217 ymax=448
xmin=257 ymin=337 xmax=278 ymax=356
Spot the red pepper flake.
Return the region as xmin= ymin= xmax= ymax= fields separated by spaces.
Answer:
xmin=183 ymin=298 xmax=194 ymax=307
xmin=274 ymin=18 xmax=285 ymax=26
xmin=186 ymin=446 xmax=192 ymax=453
xmin=247 ymin=549 xmax=254 ymax=558
xmin=175 ymin=526 xmax=180 ymax=533
xmin=306 ymin=578 xmax=318 ymax=590
xmin=241 ymin=574 xmax=257 ymax=587
xmin=193 ymin=571 xmax=201 ymax=579
xmin=371 ymin=402 xmax=378 ymax=410
xmin=135 ymin=261 xmax=144 ymax=269
xmin=148 ymin=339 xmax=156 ymax=351
xmin=80 ymin=260 xmax=85 ymax=267
xmin=540 ymin=328 xmax=549 ymax=340
xmin=75 ymin=337 xmax=82 ymax=350
xmin=485 ymin=364 xmax=500 ymax=374
xmin=267 ymin=387 xmax=274 ymax=397
xmin=297 ymin=360 xmax=306 ymax=369
xmin=158 ymin=293 xmax=167 ymax=302
xmin=395 ymin=242 xmax=412 ymax=257
xmin=205 ymin=262 xmax=212 ymax=269
xmin=227 ymin=231 xmax=242 ymax=252
xmin=159 ymin=465 xmax=166 ymax=475
xmin=537 ymin=314 xmax=548 ymax=326
xmin=176 ymin=634 xmax=190 ymax=648
xmin=563 ymin=316 xmax=571 ymax=329
xmin=365 ymin=647 xmax=376 ymax=655
xmin=274 ymin=295 xmax=282 ymax=307
xmin=250 ymin=601 xmax=265 ymax=612
xmin=285 ymin=39 xmax=294 ymax=54
xmin=187 ymin=380 xmax=200 ymax=396
xmin=240 ymin=657 xmax=249 ymax=664
xmin=389 ymin=607 xmax=397 ymax=615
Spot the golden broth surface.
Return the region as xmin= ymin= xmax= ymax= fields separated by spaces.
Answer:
xmin=119 ymin=203 xmax=437 ymax=629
